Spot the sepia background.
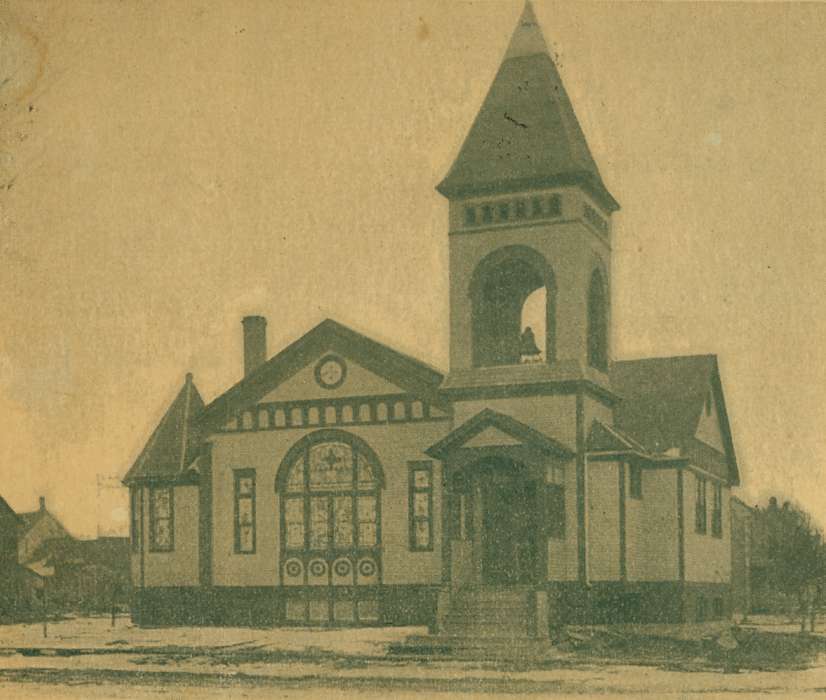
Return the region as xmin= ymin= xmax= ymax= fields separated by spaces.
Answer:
xmin=0 ymin=0 xmax=824 ymax=539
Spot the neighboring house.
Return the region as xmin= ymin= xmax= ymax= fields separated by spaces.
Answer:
xmin=123 ymin=3 xmax=742 ymax=631
xmin=0 ymin=495 xmax=23 ymax=620
xmin=26 ymin=537 xmax=130 ymax=613
xmin=17 ymin=497 xmax=72 ymax=565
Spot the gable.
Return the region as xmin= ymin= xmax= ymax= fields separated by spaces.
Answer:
xmin=200 ymin=319 xmax=446 ymax=433
xmin=427 ymin=408 xmax=574 ymax=460
xmin=463 ymin=425 xmax=524 ymax=449
xmin=695 ymin=387 xmax=725 ymax=452
xmin=259 ymin=354 xmax=406 ymax=404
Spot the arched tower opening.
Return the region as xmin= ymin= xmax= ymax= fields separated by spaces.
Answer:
xmin=587 ymin=268 xmax=609 ymax=372
xmin=470 ymin=246 xmax=556 ymax=367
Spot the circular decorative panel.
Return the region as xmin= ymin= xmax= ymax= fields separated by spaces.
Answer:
xmin=333 ymin=558 xmax=352 ymax=578
xmin=357 ymin=557 xmax=377 ymax=580
xmin=284 ymin=558 xmax=303 ymax=583
xmin=309 ymin=559 xmax=328 ymax=577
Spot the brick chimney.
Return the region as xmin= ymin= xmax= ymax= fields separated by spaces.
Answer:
xmin=242 ymin=316 xmax=267 ymax=377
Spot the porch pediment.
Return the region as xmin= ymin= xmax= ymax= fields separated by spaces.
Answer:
xmin=425 ymin=408 xmax=574 ymax=459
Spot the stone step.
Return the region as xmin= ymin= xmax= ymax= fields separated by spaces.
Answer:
xmin=445 ymin=611 xmax=530 ymax=626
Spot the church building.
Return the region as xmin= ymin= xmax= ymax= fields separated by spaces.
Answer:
xmin=123 ymin=3 xmax=741 ymax=633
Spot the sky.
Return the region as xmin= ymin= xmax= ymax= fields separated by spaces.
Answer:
xmin=1 ymin=0 xmax=824 ymax=538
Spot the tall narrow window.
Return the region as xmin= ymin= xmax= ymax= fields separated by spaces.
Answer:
xmin=130 ymin=487 xmax=142 ymax=552
xmin=587 ymin=269 xmax=608 ymax=372
xmin=695 ymin=475 xmax=707 ymax=534
xmin=149 ymin=485 xmax=174 ymax=552
xmin=234 ymin=469 xmax=256 ymax=554
xmin=545 ymin=464 xmax=566 ymax=539
xmin=711 ymin=482 xmax=723 ymax=538
xmin=409 ymin=461 xmax=434 ymax=551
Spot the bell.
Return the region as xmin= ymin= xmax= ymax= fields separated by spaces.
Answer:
xmin=519 ymin=326 xmax=541 ymax=360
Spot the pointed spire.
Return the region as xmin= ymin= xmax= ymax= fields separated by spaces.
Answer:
xmin=504 ymin=1 xmax=548 ymax=60
xmin=437 ymin=1 xmax=618 ymax=212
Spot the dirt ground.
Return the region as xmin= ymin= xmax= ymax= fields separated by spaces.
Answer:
xmin=2 ymin=614 xmax=826 ymax=697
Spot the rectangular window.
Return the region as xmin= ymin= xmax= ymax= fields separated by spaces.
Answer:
xmin=497 ymin=202 xmax=510 ymax=221
xmin=149 ymin=485 xmax=174 ymax=552
xmin=234 ymin=469 xmax=256 ymax=554
xmin=515 ymin=199 xmax=527 ymax=219
xmin=711 ymin=482 xmax=723 ymax=538
xmin=531 ymin=196 xmax=544 ymax=217
xmin=695 ymin=475 xmax=707 ymax=534
xmin=545 ymin=464 xmax=566 ymax=539
xmin=481 ymin=204 xmax=493 ymax=224
xmin=409 ymin=461 xmax=434 ymax=551
xmin=629 ymin=462 xmax=643 ymax=499
xmin=464 ymin=206 xmax=476 ymax=227
xmin=130 ymin=487 xmax=142 ymax=552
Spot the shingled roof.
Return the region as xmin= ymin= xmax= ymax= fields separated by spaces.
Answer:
xmin=122 ymin=374 xmax=204 ymax=484
xmin=611 ymin=354 xmax=739 ymax=483
xmin=124 ymin=319 xmax=446 ymax=482
xmin=437 ymin=1 xmax=618 ymax=212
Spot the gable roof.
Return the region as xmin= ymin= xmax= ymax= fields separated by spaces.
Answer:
xmin=198 ymin=318 xmax=446 ymax=432
xmin=0 ymin=495 xmax=21 ymax=526
xmin=122 ymin=374 xmax=204 ymax=484
xmin=426 ymin=408 xmax=574 ymax=460
xmin=436 ymin=1 xmax=618 ymax=212
xmin=611 ymin=354 xmax=740 ymax=484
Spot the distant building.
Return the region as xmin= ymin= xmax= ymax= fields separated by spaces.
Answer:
xmin=0 ymin=495 xmax=23 ymax=620
xmin=124 ymin=2 xmax=743 ymax=632
xmin=11 ymin=496 xmax=129 ymax=615
xmin=17 ymin=497 xmax=72 ymax=565
xmin=26 ymin=536 xmax=130 ymax=613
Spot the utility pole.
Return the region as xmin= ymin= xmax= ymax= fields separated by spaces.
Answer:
xmin=41 ymin=578 xmax=48 ymax=639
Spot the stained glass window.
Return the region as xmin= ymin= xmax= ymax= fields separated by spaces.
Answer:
xmin=310 ymin=496 xmax=329 ymax=549
xmin=280 ymin=436 xmax=380 ymax=557
xmin=357 ymin=453 xmax=374 ymax=490
xmin=285 ymin=497 xmax=305 ymax=549
xmin=234 ymin=470 xmax=256 ymax=554
xmin=279 ymin=434 xmax=383 ymax=626
xmin=334 ymin=496 xmax=353 ymax=547
xmin=309 ymin=443 xmax=352 ymax=491
xmin=408 ymin=462 xmax=433 ymax=551
xmin=149 ymin=486 xmax=173 ymax=552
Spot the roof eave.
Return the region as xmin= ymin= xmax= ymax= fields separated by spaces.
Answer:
xmin=436 ymin=170 xmax=620 ymax=214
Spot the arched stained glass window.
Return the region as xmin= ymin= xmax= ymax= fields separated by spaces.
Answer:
xmin=278 ymin=432 xmax=382 ymax=560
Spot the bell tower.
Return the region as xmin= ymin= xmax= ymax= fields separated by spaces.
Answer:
xmin=438 ymin=1 xmax=619 ymax=393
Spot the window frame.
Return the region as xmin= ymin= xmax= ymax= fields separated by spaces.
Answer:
xmin=148 ymin=484 xmax=174 ymax=553
xmin=408 ymin=461 xmax=434 ymax=552
xmin=695 ymin=475 xmax=707 ymax=535
xmin=234 ymin=469 xmax=257 ymax=555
